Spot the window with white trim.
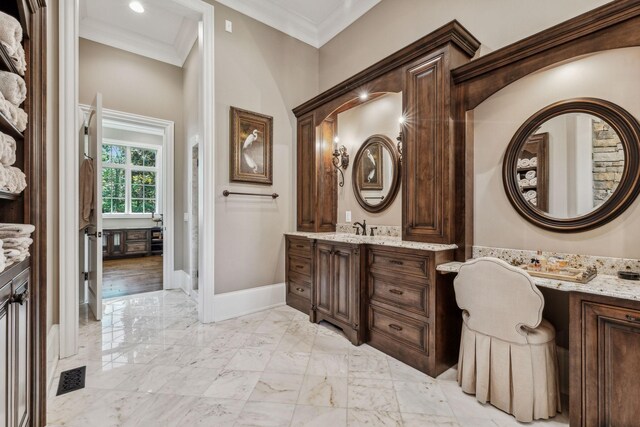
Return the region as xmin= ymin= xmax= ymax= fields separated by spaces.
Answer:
xmin=101 ymin=142 xmax=160 ymax=215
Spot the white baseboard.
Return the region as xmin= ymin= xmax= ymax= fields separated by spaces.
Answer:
xmin=47 ymin=324 xmax=60 ymax=395
xmin=171 ymin=270 xmax=190 ymax=294
xmin=213 ymin=282 xmax=286 ymax=322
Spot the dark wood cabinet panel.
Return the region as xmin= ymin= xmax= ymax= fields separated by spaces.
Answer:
xmin=103 ymin=228 xmax=158 ymax=259
xmin=369 ymin=304 xmax=429 ymax=353
xmin=0 ymin=261 xmax=30 ymax=427
xmin=285 ymin=236 xmax=313 ymax=314
xmin=314 ymin=242 xmax=333 ymax=318
xmin=369 ymin=272 xmax=430 ymax=318
xmin=571 ymin=294 xmax=640 ymax=427
xmin=312 ymin=242 xmax=363 ymax=345
xmin=296 ymin=114 xmax=317 ymax=231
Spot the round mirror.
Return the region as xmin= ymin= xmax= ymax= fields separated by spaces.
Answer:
xmin=503 ymin=98 xmax=640 ymax=232
xmin=352 ymin=134 xmax=400 ymax=213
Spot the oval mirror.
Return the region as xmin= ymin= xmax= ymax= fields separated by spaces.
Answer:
xmin=503 ymin=98 xmax=640 ymax=232
xmin=352 ymin=134 xmax=400 ymax=213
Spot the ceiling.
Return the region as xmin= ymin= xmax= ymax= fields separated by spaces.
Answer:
xmin=79 ymin=0 xmax=200 ymax=67
xmin=215 ymin=0 xmax=382 ymax=48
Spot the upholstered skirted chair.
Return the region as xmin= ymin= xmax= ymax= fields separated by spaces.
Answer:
xmin=453 ymin=257 xmax=561 ymax=423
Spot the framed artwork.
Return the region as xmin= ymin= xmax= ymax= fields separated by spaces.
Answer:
xmin=230 ymin=106 xmax=273 ymax=185
xmin=359 ymin=142 xmax=384 ymax=190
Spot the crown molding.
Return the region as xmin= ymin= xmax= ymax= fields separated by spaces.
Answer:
xmin=215 ymin=0 xmax=380 ymax=48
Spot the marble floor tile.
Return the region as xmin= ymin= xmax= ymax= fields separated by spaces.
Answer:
xmin=297 ymin=375 xmax=347 ymax=408
xmin=290 ymin=405 xmax=347 ymax=427
xmin=49 ymin=291 xmax=569 ymax=426
xmin=226 ymin=348 xmax=273 ymax=371
xmin=265 ymin=351 xmax=310 ymax=374
xmin=248 ymin=372 xmax=305 ymax=403
xmin=348 ymin=378 xmax=399 ymax=412
xmin=347 ymin=409 xmax=403 ymax=426
xmin=203 ymin=369 xmax=262 ymax=400
xmin=234 ymin=401 xmax=296 ymax=427
xmin=306 ymin=352 xmax=349 ymax=377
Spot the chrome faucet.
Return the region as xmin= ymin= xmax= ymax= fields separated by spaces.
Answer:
xmin=353 ymin=220 xmax=367 ymax=236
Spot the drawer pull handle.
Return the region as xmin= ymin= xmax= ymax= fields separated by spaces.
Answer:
xmin=389 ymin=324 xmax=403 ymax=331
xmin=389 ymin=260 xmax=404 ymax=265
xmin=295 ymin=244 xmax=304 ymax=248
xmin=295 ymin=265 xmax=304 ymax=269
xmin=625 ymin=314 xmax=640 ymax=323
xmin=389 ymin=289 xmax=404 ymax=295
xmin=295 ymin=287 xmax=305 ymax=293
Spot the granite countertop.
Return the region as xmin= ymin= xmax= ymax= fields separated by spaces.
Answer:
xmin=285 ymin=232 xmax=458 ymax=252
xmin=436 ymin=261 xmax=640 ymax=301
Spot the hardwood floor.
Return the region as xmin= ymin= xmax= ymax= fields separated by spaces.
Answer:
xmin=102 ymin=255 xmax=163 ymax=299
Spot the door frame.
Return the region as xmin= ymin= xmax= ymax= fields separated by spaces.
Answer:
xmin=59 ymin=0 xmax=215 ymax=358
xmin=79 ymin=105 xmax=176 ymax=295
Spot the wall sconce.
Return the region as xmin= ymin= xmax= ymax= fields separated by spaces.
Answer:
xmin=397 ymin=116 xmax=405 ymax=163
xmin=332 ymin=138 xmax=349 ymax=187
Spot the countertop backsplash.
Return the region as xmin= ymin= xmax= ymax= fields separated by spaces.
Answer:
xmin=473 ymin=246 xmax=640 ymax=276
xmin=335 ymin=223 xmax=401 ymax=237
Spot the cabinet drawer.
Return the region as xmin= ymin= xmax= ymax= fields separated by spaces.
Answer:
xmin=287 ymin=237 xmax=312 ymax=258
xmin=288 ymin=281 xmax=310 ymax=300
xmin=126 ymin=230 xmax=149 ymax=241
xmin=288 ymin=255 xmax=311 ymax=277
xmin=369 ymin=273 xmax=429 ymax=318
xmin=368 ymin=248 xmax=429 ymax=281
xmin=288 ymin=270 xmax=310 ymax=286
xmin=125 ymin=241 xmax=148 ymax=254
xmin=369 ymin=305 xmax=429 ymax=354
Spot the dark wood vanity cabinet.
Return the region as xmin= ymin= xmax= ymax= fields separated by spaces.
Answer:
xmin=1 ymin=261 xmax=31 ymax=427
xmin=312 ymin=241 xmax=364 ymax=345
xmin=570 ymin=293 xmax=640 ymax=427
xmin=103 ymin=228 xmax=157 ymax=259
xmin=285 ymin=236 xmax=313 ymax=314
xmin=366 ymin=246 xmax=458 ymax=376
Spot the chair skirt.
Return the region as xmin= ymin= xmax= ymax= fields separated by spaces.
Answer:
xmin=456 ymin=321 xmax=561 ymax=422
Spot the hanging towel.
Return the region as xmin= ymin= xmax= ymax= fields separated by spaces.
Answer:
xmin=0 ymin=12 xmax=23 ymax=54
xmin=79 ymin=158 xmax=95 ymax=230
xmin=0 ymin=71 xmax=26 ymax=106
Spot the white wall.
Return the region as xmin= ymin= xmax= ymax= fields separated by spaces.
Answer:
xmin=212 ymin=2 xmax=319 ymax=294
xmin=336 ymin=92 xmax=402 ymax=226
xmin=474 ymin=47 xmax=640 ymax=259
xmin=318 ymin=0 xmax=611 ymax=90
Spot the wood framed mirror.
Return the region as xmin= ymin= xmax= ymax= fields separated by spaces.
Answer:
xmin=352 ymin=134 xmax=400 ymax=213
xmin=503 ymin=98 xmax=640 ymax=232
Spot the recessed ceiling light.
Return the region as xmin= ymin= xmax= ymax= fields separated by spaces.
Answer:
xmin=359 ymin=93 xmax=369 ymax=101
xmin=129 ymin=1 xmax=145 ymax=13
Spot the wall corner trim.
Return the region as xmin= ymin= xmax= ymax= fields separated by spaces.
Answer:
xmin=213 ymin=283 xmax=286 ymax=322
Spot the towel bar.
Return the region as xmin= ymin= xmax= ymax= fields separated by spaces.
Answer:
xmin=222 ymin=190 xmax=279 ymax=199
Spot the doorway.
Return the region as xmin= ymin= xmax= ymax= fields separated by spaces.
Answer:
xmin=59 ymin=0 xmax=215 ymax=358
xmin=79 ymin=105 xmax=176 ymax=316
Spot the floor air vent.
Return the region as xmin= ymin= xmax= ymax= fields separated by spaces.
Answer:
xmin=56 ymin=366 xmax=86 ymax=396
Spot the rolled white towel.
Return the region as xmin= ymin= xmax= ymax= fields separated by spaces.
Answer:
xmin=0 ymin=12 xmax=23 ymax=55
xmin=0 ymin=71 xmax=26 ymax=106
xmin=519 ymin=178 xmax=530 ymax=187
xmin=530 ymin=198 xmax=538 ymax=206
xmin=0 ymin=133 xmax=16 ymax=166
xmin=530 ymin=177 xmax=538 ymax=186
xmin=2 ymin=42 xmax=27 ymax=76
xmin=530 ymin=157 xmax=538 ymax=167
xmin=2 ymin=100 xmax=27 ymax=131
xmin=1 ymin=166 xmax=26 ymax=193
xmin=0 ymin=223 xmax=35 ymax=234
xmin=520 ymin=158 xmax=531 ymax=168
xmin=517 ymin=158 xmax=524 ymax=168
xmin=525 ymin=190 xmax=537 ymax=200
xmin=525 ymin=170 xmax=537 ymax=180
xmin=2 ymin=236 xmax=33 ymax=247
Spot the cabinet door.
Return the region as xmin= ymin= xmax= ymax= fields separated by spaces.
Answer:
xmin=332 ymin=246 xmax=357 ymax=327
xmin=297 ymin=114 xmax=316 ymax=231
xmin=314 ymin=242 xmax=333 ymax=317
xmin=583 ymin=302 xmax=640 ymax=427
xmin=403 ymin=54 xmax=451 ymax=243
